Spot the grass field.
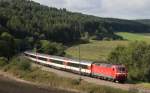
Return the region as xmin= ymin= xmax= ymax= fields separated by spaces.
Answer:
xmin=66 ymin=40 xmax=128 ymax=61
xmin=116 ymin=32 xmax=150 ymax=42
xmin=66 ymin=32 xmax=150 ymax=61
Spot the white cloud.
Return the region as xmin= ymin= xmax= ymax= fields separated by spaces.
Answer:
xmin=99 ymin=0 xmax=150 ymax=19
xmin=33 ymin=0 xmax=66 ymax=8
xmin=32 ymin=0 xmax=150 ymax=19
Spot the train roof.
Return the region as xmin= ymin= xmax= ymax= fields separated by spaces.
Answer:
xmin=25 ymin=51 xmax=125 ymax=66
xmin=93 ymin=62 xmax=125 ymax=67
xmin=93 ymin=63 xmax=113 ymax=67
xmin=25 ymin=51 xmax=93 ymax=65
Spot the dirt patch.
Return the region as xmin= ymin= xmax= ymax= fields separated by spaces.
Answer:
xmin=0 ymin=72 xmax=77 ymax=93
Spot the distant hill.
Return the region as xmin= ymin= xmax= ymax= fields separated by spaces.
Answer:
xmin=101 ymin=18 xmax=150 ymax=33
xmin=135 ymin=19 xmax=150 ymax=26
xmin=0 ymin=0 xmax=150 ymax=43
xmin=0 ymin=0 xmax=121 ymax=44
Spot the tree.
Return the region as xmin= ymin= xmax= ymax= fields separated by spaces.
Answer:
xmin=0 ymin=40 xmax=11 ymax=58
xmin=0 ymin=32 xmax=15 ymax=58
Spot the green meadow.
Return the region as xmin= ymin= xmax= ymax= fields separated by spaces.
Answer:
xmin=116 ymin=32 xmax=150 ymax=42
xmin=66 ymin=40 xmax=128 ymax=61
xmin=66 ymin=32 xmax=150 ymax=61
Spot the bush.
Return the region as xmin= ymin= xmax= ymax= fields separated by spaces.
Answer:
xmin=37 ymin=40 xmax=65 ymax=56
xmin=10 ymin=56 xmax=31 ymax=71
xmin=0 ymin=57 xmax=8 ymax=66
xmin=108 ymin=41 xmax=150 ymax=82
xmin=18 ymin=59 xmax=31 ymax=71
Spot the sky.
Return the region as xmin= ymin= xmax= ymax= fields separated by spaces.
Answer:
xmin=32 ymin=0 xmax=150 ymax=19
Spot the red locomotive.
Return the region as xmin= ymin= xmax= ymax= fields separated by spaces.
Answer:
xmin=91 ymin=63 xmax=127 ymax=82
xmin=24 ymin=51 xmax=128 ymax=83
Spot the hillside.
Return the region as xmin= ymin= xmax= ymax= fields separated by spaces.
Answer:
xmin=0 ymin=0 xmax=150 ymax=59
xmin=0 ymin=0 xmax=120 ymax=44
xmin=135 ymin=19 xmax=150 ymax=26
xmin=0 ymin=0 xmax=150 ymax=40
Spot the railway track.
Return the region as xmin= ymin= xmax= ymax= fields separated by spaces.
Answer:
xmin=31 ymin=63 xmax=150 ymax=93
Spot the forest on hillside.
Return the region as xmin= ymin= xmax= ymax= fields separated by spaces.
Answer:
xmin=0 ymin=0 xmax=150 ymax=59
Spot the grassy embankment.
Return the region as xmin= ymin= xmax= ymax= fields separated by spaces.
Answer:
xmin=0 ymin=76 xmax=76 ymax=93
xmin=0 ymin=56 xmax=132 ymax=93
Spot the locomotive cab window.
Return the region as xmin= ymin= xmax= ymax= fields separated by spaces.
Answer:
xmin=117 ymin=67 xmax=126 ymax=72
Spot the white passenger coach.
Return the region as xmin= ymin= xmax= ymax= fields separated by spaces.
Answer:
xmin=24 ymin=51 xmax=92 ymax=75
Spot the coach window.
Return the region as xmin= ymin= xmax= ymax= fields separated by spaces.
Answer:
xmin=25 ymin=54 xmax=29 ymax=57
xmin=68 ymin=63 xmax=73 ymax=67
xmin=30 ymin=55 xmax=36 ymax=58
xmin=38 ymin=57 xmax=47 ymax=61
xmin=68 ymin=63 xmax=79 ymax=68
xmin=53 ymin=60 xmax=63 ymax=64
xmin=81 ymin=65 xmax=88 ymax=69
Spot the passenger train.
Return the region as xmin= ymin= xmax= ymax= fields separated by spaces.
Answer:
xmin=24 ymin=51 xmax=128 ymax=83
